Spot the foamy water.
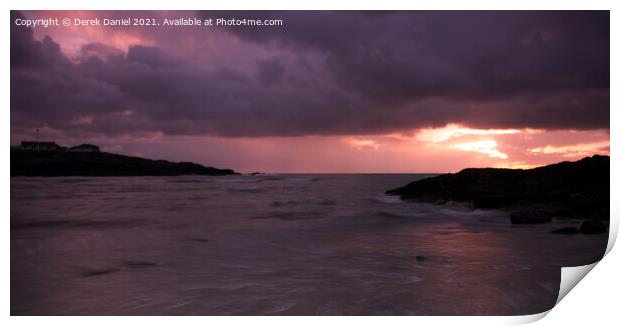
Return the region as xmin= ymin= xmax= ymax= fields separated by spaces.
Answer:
xmin=10 ymin=174 xmax=607 ymax=315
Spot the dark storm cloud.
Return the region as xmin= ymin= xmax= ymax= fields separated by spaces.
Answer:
xmin=217 ymin=11 xmax=609 ymax=100
xmin=257 ymin=58 xmax=285 ymax=86
xmin=10 ymin=11 xmax=609 ymax=138
xmin=11 ymin=12 xmax=124 ymax=134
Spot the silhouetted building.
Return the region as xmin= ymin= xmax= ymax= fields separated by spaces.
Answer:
xmin=19 ymin=141 xmax=63 ymax=151
xmin=69 ymin=144 xmax=100 ymax=152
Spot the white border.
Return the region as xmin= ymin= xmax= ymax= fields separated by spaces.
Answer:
xmin=3 ymin=1 xmax=617 ymax=325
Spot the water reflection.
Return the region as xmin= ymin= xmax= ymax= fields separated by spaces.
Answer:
xmin=11 ymin=175 xmax=607 ymax=315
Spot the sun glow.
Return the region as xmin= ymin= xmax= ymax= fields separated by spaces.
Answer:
xmin=411 ymin=124 xmax=528 ymax=159
xmin=415 ymin=124 xmax=524 ymax=143
xmin=346 ymin=138 xmax=379 ymax=150
xmin=492 ymin=161 xmax=541 ymax=169
xmin=451 ymin=139 xmax=508 ymax=159
xmin=529 ymin=141 xmax=610 ymax=157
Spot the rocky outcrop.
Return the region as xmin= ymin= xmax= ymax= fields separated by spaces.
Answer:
xmin=386 ymin=155 xmax=609 ymax=228
xmin=579 ymin=219 xmax=607 ymax=234
xmin=550 ymin=227 xmax=580 ymax=234
xmin=510 ymin=210 xmax=552 ymax=224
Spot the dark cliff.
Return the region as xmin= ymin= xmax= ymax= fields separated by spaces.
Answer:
xmin=387 ymin=155 xmax=610 ymax=223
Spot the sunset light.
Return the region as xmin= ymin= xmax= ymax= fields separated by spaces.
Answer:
xmin=9 ymin=10 xmax=610 ymax=173
xmin=451 ymin=139 xmax=508 ymax=159
xmin=415 ymin=124 xmax=524 ymax=143
xmin=9 ymin=9 xmax=611 ymax=317
xmin=530 ymin=140 xmax=610 ymax=158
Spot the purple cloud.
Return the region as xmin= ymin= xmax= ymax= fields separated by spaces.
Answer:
xmin=11 ymin=11 xmax=609 ymax=140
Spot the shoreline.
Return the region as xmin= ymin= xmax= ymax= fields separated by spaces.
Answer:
xmin=386 ymin=155 xmax=610 ymax=234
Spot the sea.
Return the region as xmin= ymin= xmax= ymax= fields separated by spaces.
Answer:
xmin=10 ymin=174 xmax=608 ymax=315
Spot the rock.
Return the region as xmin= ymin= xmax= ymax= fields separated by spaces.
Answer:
xmin=510 ymin=210 xmax=552 ymax=224
xmin=579 ymin=219 xmax=607 ymax=234
xmin=473 ymin=195 xmax=511 ymax=209
xmin=386 ymin=155 xmax=610 ymax=223
xmin=550 ymin=227 xmax=579 ymax=234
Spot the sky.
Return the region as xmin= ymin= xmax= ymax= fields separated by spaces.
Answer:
xmin=10 ymin=11 xmax=610 ymax=173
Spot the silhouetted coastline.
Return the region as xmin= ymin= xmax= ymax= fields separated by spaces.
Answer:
xmin=11 ymin=150 xmax=238 ymax=176
xmin=387 ymin=155 xmax=609 ymax=233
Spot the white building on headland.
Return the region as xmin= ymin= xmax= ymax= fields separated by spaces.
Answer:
xmin=19 ymin=141 xmax=63 ymax=151
xmin=15 ymin=141 xmax=100 ymax=152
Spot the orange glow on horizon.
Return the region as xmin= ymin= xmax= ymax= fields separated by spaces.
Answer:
xmin=412 ymin=124 xmax=530 ymax=159
xmin=529 ymin=140 xmax=610 ymax=158
xmin=335 ymin=125 xmax=609 ymax=171
xmin=346 ymin=138 xmax=380 ymax=150
xmin=451 ymin=139 xmax=508 ymax=159
xmin=414 ymin=124 xmax=529 ymax=143
xmin=492 ymin=161 xmax=542 ymax=170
